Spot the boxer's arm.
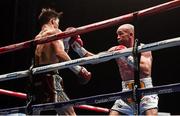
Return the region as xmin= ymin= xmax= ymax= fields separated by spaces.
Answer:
xmin=52 ymin=39 xmax=72 ymax=62
xmin=52 ymin=39 xmax=91 ymax=84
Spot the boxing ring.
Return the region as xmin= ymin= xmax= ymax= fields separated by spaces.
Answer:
xmin=0 ymin=0 xmax=180 ymax=115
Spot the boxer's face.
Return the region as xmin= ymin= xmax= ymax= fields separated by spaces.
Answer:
xmin=116 ymin=28 xmax=131 ymax=47
xmin=51 ymin=18 xmax=59 ymax=29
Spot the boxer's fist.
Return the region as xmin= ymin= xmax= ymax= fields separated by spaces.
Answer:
xmin=70 ymin=66 xmax=91 ymax=85
xmin=108 ymin=45 xmax=126 ymax=52
xmin=65 ymin=27 xmax=88 ymax=57
xmin=70 ymin=35 xmax=83 ymax=48
xmin=70 ymin=35 xmax=88 ymax=57
xmin=115 ymin=45 xmax=126 ymax=51
xmin=77 ymin=67 xmax=91 ymax=85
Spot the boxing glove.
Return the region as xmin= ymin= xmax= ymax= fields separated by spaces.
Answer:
xmin=70 ymin=66 xmax=91 ymax=85
xmin=70 ymin=35 xmax=88 ymax=57
xmin=115 ymin=45 xmax=126 ymax=51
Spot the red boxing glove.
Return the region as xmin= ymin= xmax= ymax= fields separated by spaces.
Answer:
xmin=65 ymin=27 xmax=83 ymax=46
xmin=70 ymin=35 xmax=88 ymax=57
xmin=69 ymin=35 xmax=83 ymax=46
xmin=65 ymin=27 xmax=88 ymax=57
xmin=70 ymin=66 xmax=91 ymax=85
xmin=115 ymin=45 xmax=126 ymax=51
xmin=78 ymin=67 xmax=91 ymax=85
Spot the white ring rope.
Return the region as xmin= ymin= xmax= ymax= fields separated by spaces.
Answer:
xmin=0 ymin=36 xmax=180 ymax=81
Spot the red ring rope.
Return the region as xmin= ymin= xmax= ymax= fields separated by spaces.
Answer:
xmin=0 ymin=89 xmax=27 ymax=99
xmin=75 ymin=105 xmax=109 ymax=113
xmin=0 ymin=88 xmax=109 ymax=113
xmin=0 ymin=0 xmax=179 ymax=55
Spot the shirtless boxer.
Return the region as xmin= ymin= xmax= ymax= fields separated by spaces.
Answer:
xmin=109 ymin=24 xmax=158 ymax=115
xmin=33 ymin=8 xmax=91 ymax=115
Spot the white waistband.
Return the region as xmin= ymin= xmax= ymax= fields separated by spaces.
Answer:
xmin=122 ymin=77 xmax=153 ymax=91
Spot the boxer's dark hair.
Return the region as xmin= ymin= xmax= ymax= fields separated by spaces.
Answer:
xmin=38 ymin=8 xmax=63 ymax=27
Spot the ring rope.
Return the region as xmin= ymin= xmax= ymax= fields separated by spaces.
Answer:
xmin=0 ymin=88 xmax=109 ymax=113
xmin=0 ymin=0 xmax=179 ymax=55
xmin=0 ymin=89 xmax=27 ymax=99
xmin=1 ymin=82 xmax=180 ymax=114
xmin=31 ymin=83 xmax=180 ymax=113
xmin=0 ymin=36 xmax=180 ymax=82
xmin=75 ymin=105 xmax=109 ymax=113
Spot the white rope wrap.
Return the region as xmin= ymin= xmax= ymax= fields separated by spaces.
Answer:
xmin=0 ymin=36 xmax=180 ymax=81
xmin=72 ymin=46 xmax=88 ymax=57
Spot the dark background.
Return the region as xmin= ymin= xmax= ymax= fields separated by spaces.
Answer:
xmin=0 ymin=0 xmax=180 ymax=115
